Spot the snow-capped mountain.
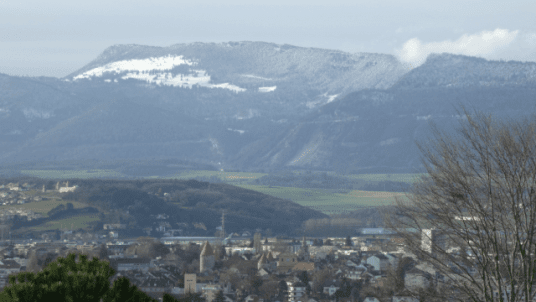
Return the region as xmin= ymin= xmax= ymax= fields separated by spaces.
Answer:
xmin=1 ymin=44 xmax=535 ymax=173
xmin=232 ymin=54 xmax=536 ymax=173
xmin=392 ymin=53 xmax=536 ymax=89
xmin=66 ymin=42 xmax=409 ymax=117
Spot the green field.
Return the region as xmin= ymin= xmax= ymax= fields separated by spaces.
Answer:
xmin=14 ymin=169 xmax=420 ymax=215
xmin=21 ymin=169 xmax=125 ymax=179
xmin=26 ymin=214 xmax=101 ymax=231
xmin=19 ymin=169 xmax=424 ymax=185
xmin=346 ymin=173 xmax=425 ymax=183
xmin=237 ymin=184 xmax=409 ymax=215
xmin=0 ymin=199 xmax=88 ymax=217
xmin=171 ymin=170 xmax=267 ymax=182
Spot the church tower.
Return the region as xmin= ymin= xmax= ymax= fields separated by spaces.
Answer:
xmin=257 ymin=253 xmax=267 ymax=270
xmin=200 ymin=241 xmax=215 ymax=273
xmin=299 ymin=235 xmax=309 ymax=261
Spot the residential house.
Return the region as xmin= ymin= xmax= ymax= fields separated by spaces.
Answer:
xmin=115 ymin=258 xmax=152 ymax=272
xmin=103 ymin=224 xmax=127 ymax=230
xmin=404 ymin=268 xmax=432 ymax=290
xmin=244 ymin=294 xmax=263 ymax=302
xmin=383 ymin=253 xmax=399 ymax=268
xmin=287 ymin=281 xmax=307 ymax=302
xmin=322 ymin=279 xmax=342 ymax=296
xmin=345 ymin=259 xmax=359 ymax=268
xmin=0 ymin=259 xmax=21 ymax=276
xmin=366 ymin=254 xmax=390 ymax=272
xmin=106 ymin=244 xmax=129 ymax=255
xmin=308 ymin=246 xmax=336 ymax=261
xmin=258 ymin=268 xmax=271 ymax=279
xmin=292 ymin=262 xmax=315 ymax=272
xmin=345 ymin=267 xmax=367 ymax=280
xmin=139 ymin=276 xmax=174 ymax=295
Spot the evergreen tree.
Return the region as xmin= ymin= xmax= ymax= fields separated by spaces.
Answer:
xmin=163 ymin=293 xmax=179 ymax=302
xmin=3 ymin=253 xmax=156 ymax=302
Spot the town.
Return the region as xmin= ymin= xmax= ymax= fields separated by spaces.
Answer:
xmin=0 ymin=180 xmax=435 ymax=302
xmin=0 ymin=227 xmax=434 ymax=302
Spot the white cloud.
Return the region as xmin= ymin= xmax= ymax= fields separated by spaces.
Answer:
xmin=395 ymin=29 xmax=524 ymax=67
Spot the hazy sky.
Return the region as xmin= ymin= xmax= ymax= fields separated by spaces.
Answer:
xmin=2 ymin=0 xmax=536 ymax=77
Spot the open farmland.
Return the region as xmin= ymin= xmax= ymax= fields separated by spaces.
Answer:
xmin=21 ymin=169 xmax=125 ymax=179
xmin=171 ymin=170 xmax=267 ymax=182
xmin=237 ymin=185 xmax=408 ymax=215
xmin=25 ymin=214 xmax=101 ymax=232
xmin=1 ymin=199 xmax=88 ymax=217
xmin=346 ymin=173 xmax=425 ymax=183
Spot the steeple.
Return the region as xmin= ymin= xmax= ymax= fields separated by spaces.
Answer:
xmin=200 ymin=241 xmax=214 ymax=256
xmin=200 ymin=241 xmax=216 ymax=273
xmin=267 ymin=251 xmax=274 ymax=262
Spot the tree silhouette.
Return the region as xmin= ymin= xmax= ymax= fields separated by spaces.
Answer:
xmin=388 ymin=109 xmax=536 ymax=301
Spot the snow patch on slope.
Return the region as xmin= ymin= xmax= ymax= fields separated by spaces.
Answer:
xmin=234 ymin=109 xmax=259 ymax=120
xmin=73 ymin=55 xmax=246 ymax=93
xmin=23 ymin=108 xmax=54 ymax=119
xmin=227 ymin=128 xmax=245 ymax=134
xmin=74 ymin=56 xmax=196 ymax=79
xmin=306 ymin=93 xmax=340 ymax=109
xmin=258 ymin=86 xmax=276 ymax=92
xmin=241 ymin=74 xmax=273 ymax=81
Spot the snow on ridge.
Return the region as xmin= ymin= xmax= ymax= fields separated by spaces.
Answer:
xmin=258 ymin=86 xmax=277 ymax=92
xmin=73 ymin=55 xmax=196 ymax=80
xmin=227 ymin=128 xmax=245 ymax=134
xmin=241 ymin=74 xmax=273 ymax=81
xmin=119 ymin=71 xmax=245 ymax=92
xmin=234 ymin=109 xmax=259 ymax=120
xmin=305 ymin=92 xmax=340 ymax=108
xmin=211 ymin=83 xmax=246 ymax=93
xmin=417 ymin=115 xmax=432 ymax=121
xmin=73 ymin=56 xmax=246 ymax=92
xmin=23 ymin=108 xmax=54 ymax=119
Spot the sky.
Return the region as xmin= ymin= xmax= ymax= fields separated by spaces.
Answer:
xmin=1 ymin=0 xmax=536 ymax=78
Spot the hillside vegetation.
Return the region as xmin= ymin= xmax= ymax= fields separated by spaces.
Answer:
xmin=60 ymin=178 xmax=329 ymax=236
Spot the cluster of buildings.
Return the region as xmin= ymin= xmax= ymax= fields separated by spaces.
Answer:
xmin=0 ymin=182 xmax=465 ymax=301
xmin=0 ymin=184 xmax=43 ymax=206
xmin=0 ymin=229 xmax=446 ymax=302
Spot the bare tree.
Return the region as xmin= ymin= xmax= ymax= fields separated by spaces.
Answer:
xmin=387 ymin=109 xmax=536 ymax=302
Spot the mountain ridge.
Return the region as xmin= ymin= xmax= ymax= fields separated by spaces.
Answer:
xmin=1 ymin=43 xmax=535 ymax=173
